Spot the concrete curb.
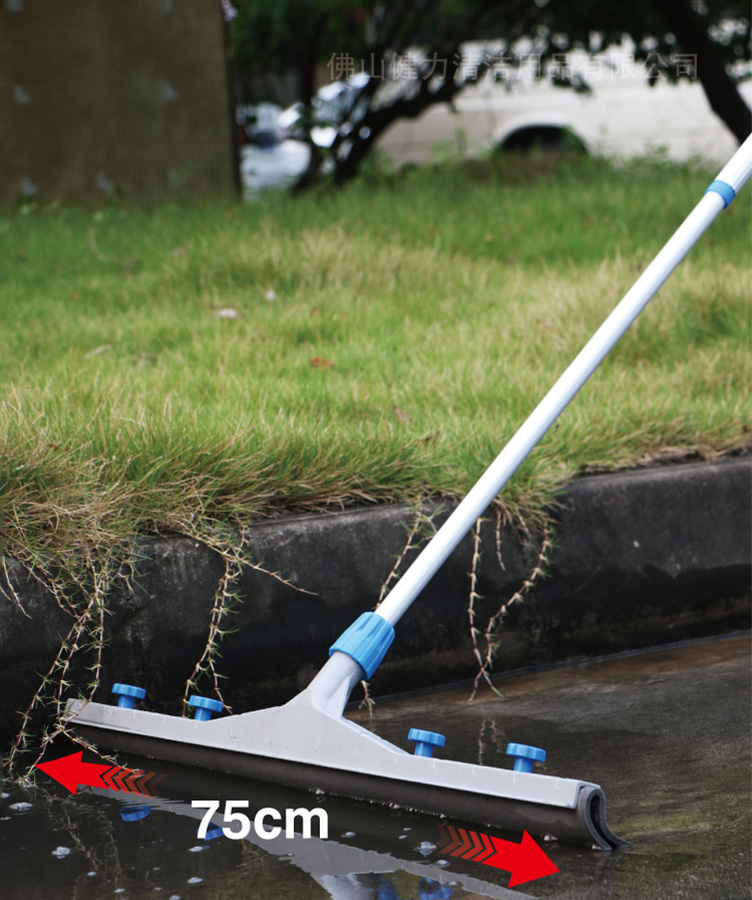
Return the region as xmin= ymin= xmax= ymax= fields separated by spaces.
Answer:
xmin=1 ymin=457 xmax=749 ymax=745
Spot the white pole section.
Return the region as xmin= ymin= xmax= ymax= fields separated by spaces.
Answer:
xmin=375 ymin=134 xmax=752 ymax=628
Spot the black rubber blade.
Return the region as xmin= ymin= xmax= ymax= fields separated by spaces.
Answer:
xmin=76 ymin=724 xmax=627 ymax=850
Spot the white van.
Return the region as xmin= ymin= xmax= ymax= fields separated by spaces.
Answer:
xmin=377 ymin=43 xmax=751 ymax=167
xmin=241 ymin=42 xmax=751 ymax=193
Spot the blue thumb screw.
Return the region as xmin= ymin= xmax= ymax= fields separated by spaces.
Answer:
xmin=506 ymin=742 xmax=546 ymax=773
xmin=408 ymin=728 xmax=446 ymax=758
xmin=188 ymin=695 xmax=224 ymax=721
xmin=112 ymin=683 xmax=146 ymax=709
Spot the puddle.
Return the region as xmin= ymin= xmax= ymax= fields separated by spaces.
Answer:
xmin=2 ymin=634 xmax=750 ymax=900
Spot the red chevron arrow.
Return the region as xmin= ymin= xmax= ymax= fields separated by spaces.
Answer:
xmin=438 ymin=824 xmax=464 ymax=855
xmin=123 ymin=769 xmax=145 ymax=793
xmin=112 ymin=767 xmax=132 ymax=792
xmin=101 ymin=766 xmax=121 ymax=791
xmin=37 ymin=753 xmax=163 ymax=798
xmin=481 ymin=830 xmax=559 ymax=888
xmin=474 ymin=830 xmax=495 ymax=863
xmin=133 ymin=771 xmax=166 ymax=798
xmin=450 ymin=828 xmax=473 ymax=856
xmin=461 ymin=829 xmax=484 ymax=859
xmin=436 ymin=823 xmax=452 ymax=852
xmin=36 ymin=751 xmax=112 ymax=795
xmin=434 ymin=823 xmax=557 ymax=887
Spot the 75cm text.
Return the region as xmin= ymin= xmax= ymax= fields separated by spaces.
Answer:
xmin=192 ymin=800 xmax=329 ymax=840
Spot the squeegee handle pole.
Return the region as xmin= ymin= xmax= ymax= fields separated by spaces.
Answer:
xmin=375 ymin=134 xmax=752 ymax=628
xmin=715 ymin=134 xmax=752 ymax=193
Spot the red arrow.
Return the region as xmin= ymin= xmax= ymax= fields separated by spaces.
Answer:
xmin=36 ymin=751 xmax=112 ymax=795
xmin=37 ymin=753 xmax=165 ymax=799
xmin=481 ymin=830 xmax=559 ymax=888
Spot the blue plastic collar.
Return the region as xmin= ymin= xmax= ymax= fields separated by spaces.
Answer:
xmin=329 ymin=611 xmax=395 ymax=679
xmin=705 ymin=179 xmax=736 ymax=208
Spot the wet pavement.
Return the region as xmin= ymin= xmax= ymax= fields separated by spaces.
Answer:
xmin=2 ymin=633 xmax=750 ymax=900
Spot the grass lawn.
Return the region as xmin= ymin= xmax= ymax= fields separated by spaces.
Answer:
xmin=1 ymin=152 xmax=749 ymax=569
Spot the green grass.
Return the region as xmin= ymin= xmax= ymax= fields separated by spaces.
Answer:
xmin=1 ymin=152 xmax=750 ymax=567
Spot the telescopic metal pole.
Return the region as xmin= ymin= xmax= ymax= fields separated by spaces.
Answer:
xmin=375 ymin=133 xmax=752 ymax=627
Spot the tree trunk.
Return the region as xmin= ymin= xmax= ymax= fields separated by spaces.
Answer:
xmin=654 ymin=0 xmax=751 ymax=144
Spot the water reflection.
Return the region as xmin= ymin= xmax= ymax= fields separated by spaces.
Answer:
xmin=3 ymin=634 xmax=749 ymax=900
xmin=3 ymin=760 xmax=569 ymax=899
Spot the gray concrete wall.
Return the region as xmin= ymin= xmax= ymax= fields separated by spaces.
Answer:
xmin=1 ymin=457 xmax=749 ymax=746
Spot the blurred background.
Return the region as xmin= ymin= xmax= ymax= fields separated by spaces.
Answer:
xmin=1 ymin=0 xmax=750 ymax=203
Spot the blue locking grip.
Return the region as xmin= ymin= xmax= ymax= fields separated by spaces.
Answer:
xmin=329 ymin=612 xmax=395 ymax=679
xmin=705 ymin=179 xmax=736 ymax=208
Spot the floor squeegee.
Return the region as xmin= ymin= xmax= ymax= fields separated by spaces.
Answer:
xmin=66 ymin=134 xmax=752 ymax=850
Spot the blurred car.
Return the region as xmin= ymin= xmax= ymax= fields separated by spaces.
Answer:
xmin=238 ymin=76 xmax=373 ymax=194
xmin=237 ymin=101 xmax=312 ymax=194
xmin=279 ymin=72 xmax=371 ymax=149
xmin=237 ymin=101 xmax=285 ymax=147
xmin=240 ymin=139 xmax=311 ymax=194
